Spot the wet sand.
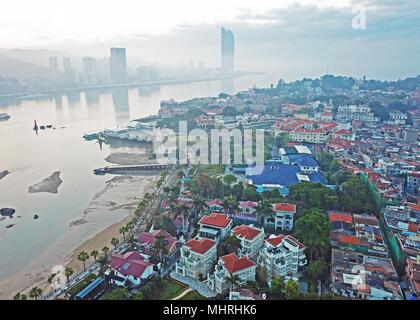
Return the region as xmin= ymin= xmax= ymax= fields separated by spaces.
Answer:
xmin=28 ymin=172 xmax=63 ymax=194
xmin=0 ymin=174 xmax=158 ymax=299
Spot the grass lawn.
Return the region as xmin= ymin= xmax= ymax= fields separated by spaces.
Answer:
xmin=67 ymin=273 xmax=97 ymax=297
xmin=158 ymin=279 xmax=188 ymax=300
xmin=179 ymin=290 xmax=205 ymax=300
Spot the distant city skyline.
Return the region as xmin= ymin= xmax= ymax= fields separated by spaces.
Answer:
xmin=0 ymin=0 xmax=419 ymax=80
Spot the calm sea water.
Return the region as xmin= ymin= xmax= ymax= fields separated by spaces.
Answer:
xmin=0 ymin=74 xmax=277 ymax=278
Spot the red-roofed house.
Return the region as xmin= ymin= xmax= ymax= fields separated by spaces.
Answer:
xmin=205 ymin=199 xmax=225 ymax=213
xmin=264 ymin=203 xmax=296 ymax=231
xmin=332 ymin=129 xmax=355 ymax=141
xmin=198 ymin=213 xmax=233 ymax=241
xmin=175 ymin=238 xmax=217 ymax=280
xmin=105 ymin=251 xmax=154 ymax=287
xmin=238 ymin=201 xmax=258 ymax=215
xmin=138 ymin=229 xmax=178 ymax=257
xmin=231 ymin=225 xmax=264 ymax=258
xmin=328 ymin=211 xmax=353 ymax=224
xmin=258 ymin=234 xmax=307 ymax=278
xmin=208 ymin=253 xmax=257 ymax=294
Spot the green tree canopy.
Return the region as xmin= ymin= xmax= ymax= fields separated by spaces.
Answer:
xmin=294 ymin=209 xmax=331 ymax=261
xmin=102 ymin=288 xmax=130 ymax=300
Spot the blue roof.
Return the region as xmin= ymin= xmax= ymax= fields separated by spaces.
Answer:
xmin=287 ymin=154 xmax=319 ymax=167
xmin=307 ymin=171 xmax=327 ymax=184
xmin=248 ymin=162 xmax=326 ymax=186
xmin=75 ymin=277 xmax=105 ymax=299
xmin=249 ymin=164 xmax=300 ymax=186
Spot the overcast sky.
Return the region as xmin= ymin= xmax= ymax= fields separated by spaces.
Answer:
xmin=1 ymin=0 xmax=419 ymax=80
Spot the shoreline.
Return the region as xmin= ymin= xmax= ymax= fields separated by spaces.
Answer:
xmin=0 ymin=173 xmax=158 ymax=299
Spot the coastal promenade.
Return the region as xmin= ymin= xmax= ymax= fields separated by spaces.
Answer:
xmin=43 ymin=167 xmax=178 ymax=300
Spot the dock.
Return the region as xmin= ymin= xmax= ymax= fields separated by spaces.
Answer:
xmin=94 ymin=164 xmax=167 ymax=175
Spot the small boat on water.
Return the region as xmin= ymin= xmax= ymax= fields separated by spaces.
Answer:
xmin=0 ymin=113 xmax=10 ymax=121
xmin=83 ymin=130 xmax=102 ymax=140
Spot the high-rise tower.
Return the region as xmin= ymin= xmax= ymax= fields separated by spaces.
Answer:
xmin=110 ymin=48 xmax=127 ymax=83
xmin=221 ymin=27 xmax=234 ymax=75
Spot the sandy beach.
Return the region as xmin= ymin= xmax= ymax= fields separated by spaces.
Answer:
xmin=0 ymin=173 xmax=158 ymax=299
xmin=28 ymin=171 xmax=63 ymax=194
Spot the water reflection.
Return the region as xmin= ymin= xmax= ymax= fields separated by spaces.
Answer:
xmin=65 ymin=92 xmax=81 ymax=107
xmin=138 ymin=85 xmax=160 ymax=96
xmin=85 ymin=90 xmax=100 ymax=106
xmin=221 ymin=78 xmax=234 ymax=95
xmin=112 ymin=87 xmax=130 ymax=124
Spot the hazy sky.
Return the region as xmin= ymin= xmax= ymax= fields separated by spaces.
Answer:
xmin=1 ymin=0 xmax=419 ymax=80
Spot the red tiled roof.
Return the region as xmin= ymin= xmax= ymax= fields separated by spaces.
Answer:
xmin=329 ymin=212 xmax=353 ymax=223
xmin=265 ymin=235 xmax=285 ymax=247
xmin=232 ymin=225 xmax=262 ymax=240
xmin=199 ymin=213 xmax=231 ymax=228
xmin=339 ymin=235 xmax=361 ymax=246
xmin=205 ymin=199 xmax=224 ymax=207
xmin=138 ymin=229 xmax=177 ymax=252
xmin=108 ymin=251 xmax=153 ymax=278
xmin=408 ymin=223 xmax=419 ymax=233
xmin=286 ymin=235 xmax=306 ymax=249
xmin=185 ymin=238 xmax=216 ymax=254
xmin=274 ymin=203 xmax=296 ymax=213
xmin=409 ymin=171 xmax=420 ymax=178
xmin=238 ymin=201 xmax=258 ymax=208
xmin=220 ymin=253 xmax=256 ymax=273
xmin=334 ymin=129 xmax=353 ymax=135
xmin=408 ymin=203 xmax=420 ymax=212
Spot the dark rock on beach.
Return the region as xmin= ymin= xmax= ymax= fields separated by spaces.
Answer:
xmin=0 ymin=208 xmax=15 ymax=217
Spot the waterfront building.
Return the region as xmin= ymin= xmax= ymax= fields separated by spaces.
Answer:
xmin=110 ymin=47 xmax=127 ymax=83
xmin=105 ymin=251 xmax=154 ymax=287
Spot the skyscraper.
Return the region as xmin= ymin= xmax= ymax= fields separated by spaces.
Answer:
xmin=49 ymin=56 xmax=59 ymax=76
xmin=221 ymin=27 xmax=234 ymax=75
xmin=82 ymin=56 xmax=98 ymax=85
xmin=110 ymin=48 xmax=127 ymax=83
xmin=62 ymin=57 xmax=76 ymax=83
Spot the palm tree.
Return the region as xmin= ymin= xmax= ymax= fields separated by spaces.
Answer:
xmin=256 ymin=199 xmax=273 ymax=226
xmin=77 ymin=251 xmax=90 ymax=272
xmin=153 ymin=235 xmax=168 ymax=264
xmin=226 ymin=272 xmax=241 ymax=291
xmin=13 ymin=292 xmax=27 ymax=300
xmin=111 ymin=237 xmax=119 ymax=249
xmin=119 ymin=226 xmax=128 ymax=241
xmin=102 ymin=246 xmax=110 ymax=256
xmin=192 ymin=194 xmax=205 ymax=217
xmin=127 ymin=234 xmax=137 ymax=250
xmin=47 ymin=272 xmax=57 ymax=284
xmin=29 ymin=287 xmax=42 ymax=300
xmin=64 ymin=267 xmax=74 ymax=284
xmin=224 ymin=195 xmax=238 ymax=215
xmin=90 ymin=250 xmax=99 ymax=262
xmin=173 ymin=202 xmax=190 ymax=234
xmin=98 ymin=253 xmax=109 ymax=273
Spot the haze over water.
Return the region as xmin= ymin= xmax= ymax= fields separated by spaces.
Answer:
xmin=0 ymin=74 xmax=275 ymax=279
